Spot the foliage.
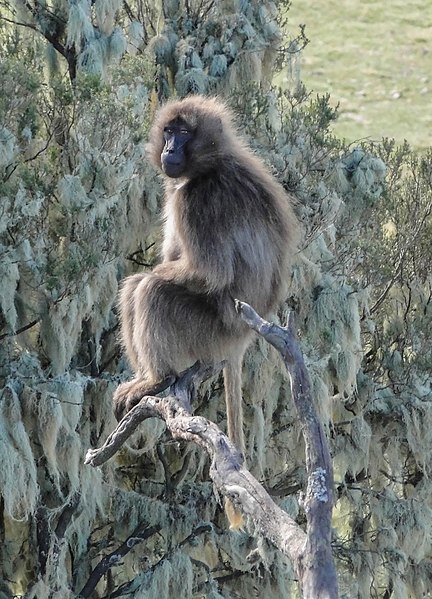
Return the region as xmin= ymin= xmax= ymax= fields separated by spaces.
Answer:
xmin=0 ymin=1 xmax=431 ymax=598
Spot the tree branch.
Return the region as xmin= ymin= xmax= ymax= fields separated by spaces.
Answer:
xmin=78 ymin=522 xmax=161 ymax=599
xmin=235 ymin=301 xmax=338 ymax=598
xmin=86 ymin=363 xmax=306 ymax=565
xmin=85 ymin=305 xmax=338 ymax=597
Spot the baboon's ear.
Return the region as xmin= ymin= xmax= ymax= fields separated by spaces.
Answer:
xmin=215 ymin=116 xmax=223 ymax=134
xmin=205 ymin=116 xmax=223 ymax=140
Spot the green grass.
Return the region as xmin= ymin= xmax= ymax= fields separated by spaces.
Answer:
xmin=285 ymin=0 xmax=432 ymax=150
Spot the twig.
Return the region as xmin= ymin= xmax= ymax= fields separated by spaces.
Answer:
xmin=0 ymin=318 xmax=40 ymax=340
xmin=78 ymin=523 xmax=161 ymax=598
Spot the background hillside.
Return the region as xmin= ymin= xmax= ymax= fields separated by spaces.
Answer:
xmin=288 ymin=0 xmax=432 ymax=149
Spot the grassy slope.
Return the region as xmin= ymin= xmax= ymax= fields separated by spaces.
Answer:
xmin=286 ymin=0 xmax=432 ymax=150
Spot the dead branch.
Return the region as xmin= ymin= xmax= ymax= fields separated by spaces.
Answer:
xmin=78 ymin=523 xmax=161 ymax=599
xmin=86 ymin=362 xmax=305 ymax=564
xmin=236 ymin=301 xmax=338 ymax=598
xmin=85 ymin=305 xmax=338 ymax=598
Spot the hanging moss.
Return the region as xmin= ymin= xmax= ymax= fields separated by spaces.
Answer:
xmin=0 ymin=127 xmax=17 ymax=167
xmin=94 ymin=0 xmax=122 ymax=35
xmin=108 ymin=27 xmax=127 ymax=62
xmin=0 ymin=385 xmax=38 ymax=519
xmin=66 ymin=0 xmax=95 ymax=49
xmin=209 ymin=54 xmax=228 ymax=77
xmin=175 ymin=68 xmax=208 ymax=96
xmin=0 ymin=249 xmax=19 ymax=333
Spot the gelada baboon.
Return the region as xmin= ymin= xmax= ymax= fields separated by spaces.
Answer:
xmin=114 ymin=95 xmax=299 ymax=461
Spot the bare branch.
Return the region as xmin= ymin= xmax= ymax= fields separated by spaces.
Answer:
xmin=78 ymin=523 xmax=161 ymax=599
xmin=86 ymin=307 xmax=338 ymax=597
xmin=86 ymin=364 xmax=306 ymax=566
xmin=236 ymin=300 xmax=338 ymax=598
xmin=0 ymin=318 xmax=41 ymax=340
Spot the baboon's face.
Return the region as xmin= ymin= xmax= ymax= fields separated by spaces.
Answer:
xmin=161 ymin=118 xmax=194 ymax=178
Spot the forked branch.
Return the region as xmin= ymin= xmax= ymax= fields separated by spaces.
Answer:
xmin=85 ymin=303 xmax=338 ymax=598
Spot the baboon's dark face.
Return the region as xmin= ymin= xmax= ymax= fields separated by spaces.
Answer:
xmin=161 ymin=118 xmax=194 ymax=178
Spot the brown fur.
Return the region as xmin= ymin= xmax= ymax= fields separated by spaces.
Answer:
xmin=113 ymin=96 xmax=300 ymax=457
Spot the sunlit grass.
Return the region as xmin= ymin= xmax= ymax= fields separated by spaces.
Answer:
xmin=284 ymin=0 xmax=432 ymax=150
